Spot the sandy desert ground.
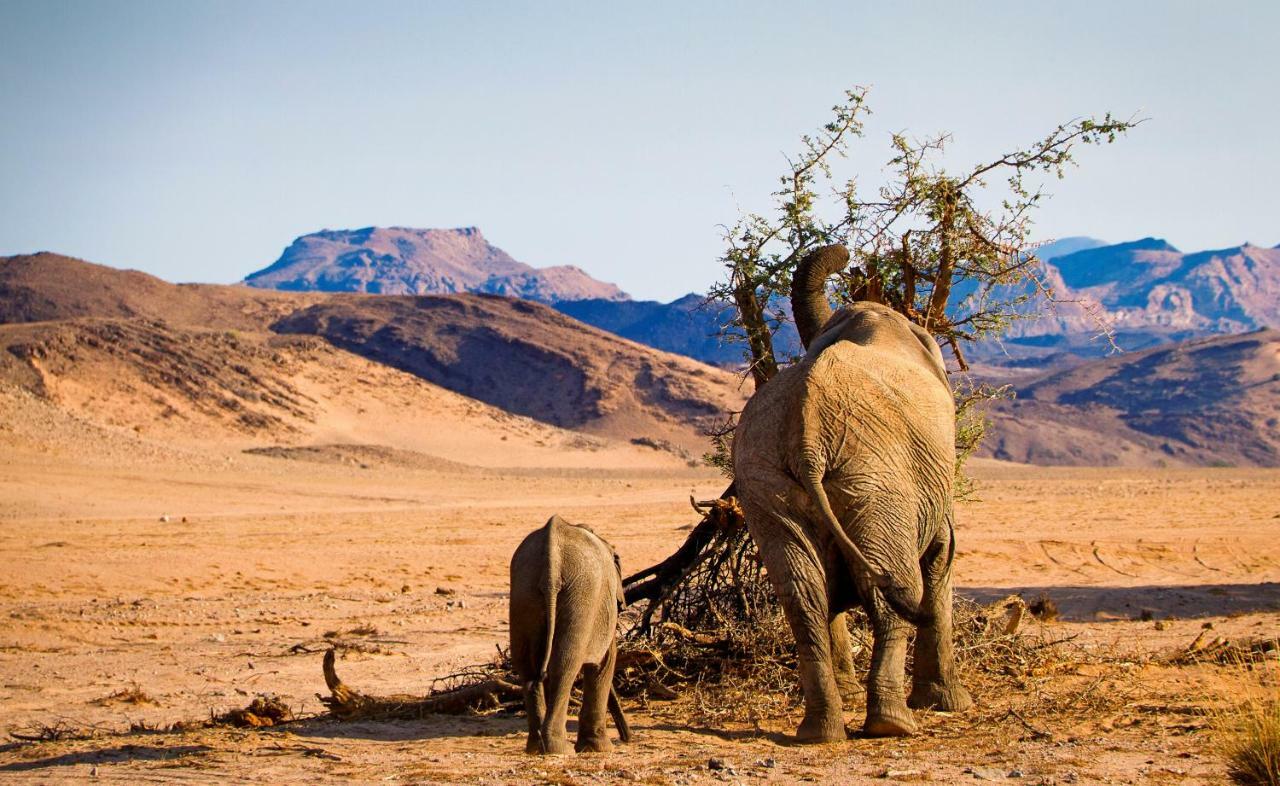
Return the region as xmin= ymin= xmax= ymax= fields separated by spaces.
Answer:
xmin=1 ymin=426 xmax=1277 ymax=785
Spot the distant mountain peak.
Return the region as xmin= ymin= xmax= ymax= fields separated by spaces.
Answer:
xmin=243 ymin=227 xmax=628 ymax=303
xmin=1134 ymin=236 xmax=1179 ymax=252
xmin=1091 ymin=236 xmax=1180 ymax=254
xmin=1033 ymin=236 xmax=1107 ymax=261
xmin=1051 ymin=236 xmax=1179 ymax=260
xmin=973 ymin=237 xmax=1280 ymax=365
xmin=1224 ymin=241 xmax=1277 ymax=253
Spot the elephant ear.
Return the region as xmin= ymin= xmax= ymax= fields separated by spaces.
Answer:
xmin=791 ymin=245 xmax=851 ymax=350
xmin=906 ymin=320 xmax=950 ymax=388
xmin=613 ymin=552 xmax=626 ymax=611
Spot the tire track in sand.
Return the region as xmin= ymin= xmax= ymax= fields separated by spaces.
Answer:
xmin=1091 ymin=541 xmax=1141 ymax=578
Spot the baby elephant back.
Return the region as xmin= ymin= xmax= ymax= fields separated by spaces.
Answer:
xmin=509 ymin=514 xmax=630 ymax=754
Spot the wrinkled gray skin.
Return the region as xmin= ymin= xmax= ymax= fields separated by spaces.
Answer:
xmin=509 ymin=515 xmax=631 ymax=754
xmin=732 ymin=244 xmax=972 ymax=741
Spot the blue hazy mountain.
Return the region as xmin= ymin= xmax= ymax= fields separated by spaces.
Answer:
xmin=1034 ymin=236 xmax=1108 ymax=261
xmin=244 ymin=229 xmax=1279 ymax=369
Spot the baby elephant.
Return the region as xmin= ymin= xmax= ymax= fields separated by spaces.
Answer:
xmin=509 ymin=515 xmax=631 ymax=754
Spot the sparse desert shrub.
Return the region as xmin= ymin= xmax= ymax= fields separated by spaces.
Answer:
xmin=91 ymin=682 xmax=154 ymax=706
xmin=952 ymin=380 xmax=1013 ymax=499
xmin=218 ymin=694 xmax=294 ymax=728
xmin=700 ymin=414 xmax=736 ymax=477
xmin=1217 ymin=697 xmax=1280 ymax=785
xmin=9 ymin=720 xmax=103 ymax=742
xmin=630 ymin=436 xmax=694 ymax=463
xmin=1027 ymin=593 xmax=1059 ymax=622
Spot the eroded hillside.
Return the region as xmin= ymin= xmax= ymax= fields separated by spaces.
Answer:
xmin=272 ymin=294 xmax=744 ymax=446
xmin=0 ymin=253 xmax=746 ymax=467
xmin=980 ymin=329 xmax=1280 ymax=466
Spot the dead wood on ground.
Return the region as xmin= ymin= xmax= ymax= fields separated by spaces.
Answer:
xmin=317 ymin=649 xmax=522 ymax=720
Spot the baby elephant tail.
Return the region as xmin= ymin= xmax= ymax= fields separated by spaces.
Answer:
xmin=531 ymin=516 xmax=563 ymax=754
xmin=607 ymin=685 xmax=632 ymax=743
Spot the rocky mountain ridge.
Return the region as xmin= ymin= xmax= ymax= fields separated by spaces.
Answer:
xmin=990 ymin=238 xmax=1280 ymax=349
xmin=979 ymin=328 xmax=1280 ymax=467
xmin=244 ymin=226 xmax=628 ymax=303
xmin=239 ymin=227 xmax=1279 ymax=369
xmin=558 ymin=236 xmax=1280 ymax=369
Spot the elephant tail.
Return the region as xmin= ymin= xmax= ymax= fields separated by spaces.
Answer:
xmin=800 ymin=452 xmax=929 ymax=625
xmin=537 ymin=516 xmax=562 ymax=686
xmin=608 ymin=684 xmax=632 ymax=742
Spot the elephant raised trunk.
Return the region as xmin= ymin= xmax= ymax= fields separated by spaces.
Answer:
xmin=791 ymin=244 xmax=851 ymax=350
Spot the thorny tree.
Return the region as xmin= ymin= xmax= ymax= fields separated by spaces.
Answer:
xmin=716 ymin=86 xmax=1134 ymax=384
xmin=623 ymin=87 xmax=1137 ymax=629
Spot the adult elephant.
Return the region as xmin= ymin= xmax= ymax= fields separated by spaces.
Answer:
xmin=732 ymin=244 xmax=972 ymax=741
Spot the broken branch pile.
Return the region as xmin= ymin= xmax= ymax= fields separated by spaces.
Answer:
xmin=318 ymin=649 xmax=523 ymax=720
xmin=1167 ymin=632 xmax=1280 ymax=666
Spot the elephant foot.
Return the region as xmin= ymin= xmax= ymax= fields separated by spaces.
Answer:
xmin=575 ymin=734 xmax=613 ymax=754
xmin=524 ymin=732 xmax=543 ymax=755
xmin=795 ymin=710 xmax=848 ymax=744
xmin=539 ymin=735 xmax=573 ymax=755
xmin=908 ymin=680 xmax=973 ymax=712
xmin=862 ymin=704 xmax=917 ymax=737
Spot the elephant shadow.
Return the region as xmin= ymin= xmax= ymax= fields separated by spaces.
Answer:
xmin=286 ymin=713 xmax=526 ymax=742
xmin=959 ymin=581 xmax=1280 ymax=622
xmin=645 ymin=722 xmax=792 ymax=745
xmin=0 ymin=743 xmax=213 ymax=773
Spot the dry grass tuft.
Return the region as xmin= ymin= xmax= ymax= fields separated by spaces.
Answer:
xmin=1216 ymin=698 xmax=1280 ymax=785
xmin=1168 ymin=633 xmax=1280 ymax=667
xmin=323 ymin=622 xmax=381 ymax=639
xmin=9 ymin=720 xmax=103 ymax=742
xmin=612 ymin=525 xmax=800 ymax=726
xmin=215 ymin=695 xmax=294 ymax=728
xmin=618 ymin=596 xmax=803 ymax=727
xmin=1027 ymin=593 xmax=1059 ymax=622
xmin=91 ymin=682 xmax=155 ymax=706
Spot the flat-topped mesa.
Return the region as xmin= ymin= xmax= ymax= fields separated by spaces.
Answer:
xmin=243 ymin=226 xmax=629 ymax=304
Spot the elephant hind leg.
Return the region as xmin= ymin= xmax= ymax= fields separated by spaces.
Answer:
xmin=747 ymin=509 xmax=847 ymax=743
xmin=829 ymin=612 xmax=861 ymax=703
xmin=863 ymin=595 xmax=916 ymax=737
xmin=909 ymin=523 xmax=973 ymax=712
xmin=860 ymin=535 xmax=923 ymax=737
xmin=575 ymin=641 xmax=616 ymax=753
xmin=510 ymin=625 xmax=545 ymax=754
xmin=523 ymin=680 xmax=546 ymax=754
xmin=539 ymin=666 xmax=577 ymax=754
xmin=539 ymin=603 xmax=591 ymax=755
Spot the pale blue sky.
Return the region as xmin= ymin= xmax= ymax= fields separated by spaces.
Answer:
xmin=2 ymin=0 xmax=1276 ymax=301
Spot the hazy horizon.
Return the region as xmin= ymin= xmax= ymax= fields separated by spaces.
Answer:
xmin=2 ymin=0 xmax=1277 ymax=300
